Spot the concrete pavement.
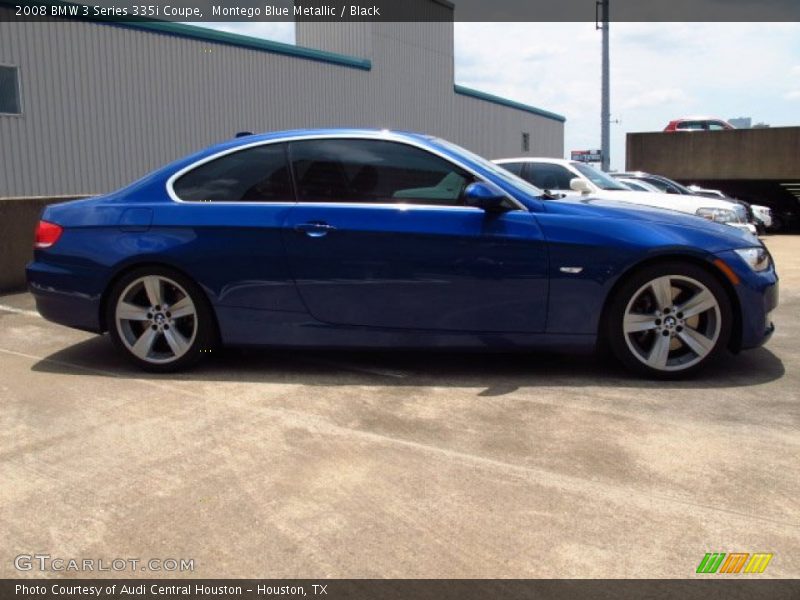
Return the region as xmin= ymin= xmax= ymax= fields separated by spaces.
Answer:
xmin=1 ymin=236 xmax=798 ymax=578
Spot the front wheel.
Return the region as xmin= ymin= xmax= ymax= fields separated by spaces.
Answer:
xmin=607 ymin=263 xmax=732 ymax=378
xmin=106 ymin=267 xmax=216 ymax=372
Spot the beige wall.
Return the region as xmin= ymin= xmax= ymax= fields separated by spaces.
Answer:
xmin=0 ymin=197 xmax=87 ymax=291
xmin=626 ymin=128 xmax=800 ymax=181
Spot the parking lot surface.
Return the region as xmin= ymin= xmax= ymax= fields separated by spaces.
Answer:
xmin=1 ymin=236 xmax=798 ymax=578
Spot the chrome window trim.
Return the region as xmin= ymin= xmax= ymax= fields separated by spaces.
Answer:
xmin=165 ymin=132 xmax=527 ymax=211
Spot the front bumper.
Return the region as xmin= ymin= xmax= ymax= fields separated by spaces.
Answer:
xmin=714 ymin=250 xmax=779 ymax=350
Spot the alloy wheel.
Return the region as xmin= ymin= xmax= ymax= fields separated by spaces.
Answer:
xmin=622 ymin=275 xmax=721 ymax=372
xmin=115 ymin=275 xmax=198 ymax=364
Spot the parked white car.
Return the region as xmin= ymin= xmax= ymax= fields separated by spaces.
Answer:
xmin=493 ymin=158 xmax=756 ymax=234
xmin=751 ymin=205 xmax=773 ymax=229
xmin=686 ymin=184 xmax=728 ymax=199
xmin=687 ymin=184 xmax=773 ymax=229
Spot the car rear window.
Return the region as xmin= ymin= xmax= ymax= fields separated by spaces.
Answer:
xmin=676 ymin=121 xmax=705 ymax=130
xmin=173 ymin=143 xmax=293 ymax=202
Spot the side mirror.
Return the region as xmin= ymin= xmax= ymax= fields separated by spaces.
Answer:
xmin=570 ymin=178 xmax=593 ymax=195
xmin=463 ymin=182 xmax=507 ymax=211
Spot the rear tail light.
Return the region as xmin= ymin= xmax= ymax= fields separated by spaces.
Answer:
xmin=34 ymin=220 xmax=63 ymax=249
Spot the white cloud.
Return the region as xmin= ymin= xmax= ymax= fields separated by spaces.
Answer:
xmin=785 ymin=90 xmax=800 ymax=101
xmin=453 ymin=22 xmax=601 ymax=152
xmin=622 ymin=88 xmax=690 ymax=110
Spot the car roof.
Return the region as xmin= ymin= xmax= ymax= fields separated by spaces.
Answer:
xmin=613 ymin=171 xmax=653 ymax=178
xmin=617 ymin=177 xmax=661 ymax=188
xmin=493 ymin=157 xmax=574 ymax=165
xmin=223 ymin=127 xmax=434 ymax=146
xmin=132 ymin=128 xmax=481 ymax=195
xmin=671 ymin=116 xmax=728 ymax=122
xmin=169 ymin=128 xmax=444 ymax=171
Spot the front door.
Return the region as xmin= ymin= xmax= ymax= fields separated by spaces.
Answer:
xmin=281 ymin=138 xmax=549 ymax=333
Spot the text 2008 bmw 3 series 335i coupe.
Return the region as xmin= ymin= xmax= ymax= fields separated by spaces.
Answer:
xmin=27 ymin=129 xmax=778 ymax=378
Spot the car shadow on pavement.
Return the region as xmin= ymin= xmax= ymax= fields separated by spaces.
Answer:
xmin=30 ymin=334 xmax=785 ymax=393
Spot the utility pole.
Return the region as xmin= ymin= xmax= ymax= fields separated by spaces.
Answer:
xmin=598 ymin=0 xmax=610 ymax=171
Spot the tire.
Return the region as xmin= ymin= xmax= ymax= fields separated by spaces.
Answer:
xmin=606 ymin=262 xmax=732 ymax=378
xmin=105 ymin=266 xmax=216 ymax=372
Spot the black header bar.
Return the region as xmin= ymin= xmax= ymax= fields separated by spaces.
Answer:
xmin=2 ymin=0 xmax=799 ymax=22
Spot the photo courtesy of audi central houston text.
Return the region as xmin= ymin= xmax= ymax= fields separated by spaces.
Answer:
xmin=1 ymin=0 xmax=799 ymax=598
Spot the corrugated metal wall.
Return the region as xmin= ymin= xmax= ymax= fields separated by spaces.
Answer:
xmin=0 ymin=5 xmax=564 ymax=197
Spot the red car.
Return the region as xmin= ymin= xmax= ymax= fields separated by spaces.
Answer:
xmin=664 ymin=117 xmax=735 ymax=132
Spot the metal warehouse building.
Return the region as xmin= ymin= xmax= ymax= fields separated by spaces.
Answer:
xmin=0 ymin=0 xmax=565 ymax=198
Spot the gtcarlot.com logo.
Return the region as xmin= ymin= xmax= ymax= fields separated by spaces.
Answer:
xmin=696 ymin=552 xmax=773 ymax=574
xmin=14 ymin=554 xmax=195 ymax=573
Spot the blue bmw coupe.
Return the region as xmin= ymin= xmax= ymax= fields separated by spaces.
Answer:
xmin=27 ymin=129 xmax=778 ymax=377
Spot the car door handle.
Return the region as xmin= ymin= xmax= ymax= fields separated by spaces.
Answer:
xmin=294 ymin=222 xmax=336 ymax=238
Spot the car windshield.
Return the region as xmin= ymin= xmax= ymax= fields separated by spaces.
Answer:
xmin=620 ymin=179 xmax=656 ymax=192
xmin=653 ymin=176 xmax=694 ymax=195
xmin=571 ymin=162 xmax=630 ymax=190
xmin=432 ymin=138 xmax=545 ymax=199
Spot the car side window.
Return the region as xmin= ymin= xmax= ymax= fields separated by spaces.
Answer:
xmin=655 ymin=181 xmax=681 ymax=194
xmin=288 ymin=139 xmax=475 ymax=206
xmin=525 ymin=163 xmax=574 ymax=190
xmin=173 ymin=143 xmax=292 ymax=202
xmin=641 ymin=177 xmax=669 ymax=192
xmin=497 ymin=162 xmax=524 ymax=176
xmin=622 ymin=180 xmax=646 ymax=191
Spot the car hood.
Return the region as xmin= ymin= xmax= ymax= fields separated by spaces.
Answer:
xmin=541 ymin=195 xmax=759 ymax=248
xmin=593 ymin=189 xmax=739 ymax=212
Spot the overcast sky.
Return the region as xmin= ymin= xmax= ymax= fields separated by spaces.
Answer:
xmin=200 ymin=21 xmax=800 ymax=171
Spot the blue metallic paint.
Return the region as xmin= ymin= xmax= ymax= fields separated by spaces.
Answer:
xmin=282 ymin=203 xmax=548 ymax=332
xmin=26 ymin=129 xmax=778 ymax=354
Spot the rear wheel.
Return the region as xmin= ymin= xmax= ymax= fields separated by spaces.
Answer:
xmin=607 ymin=263 xmax=732 ymax=378
xmin=106 ymin=267 xmax=215 ymax=372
